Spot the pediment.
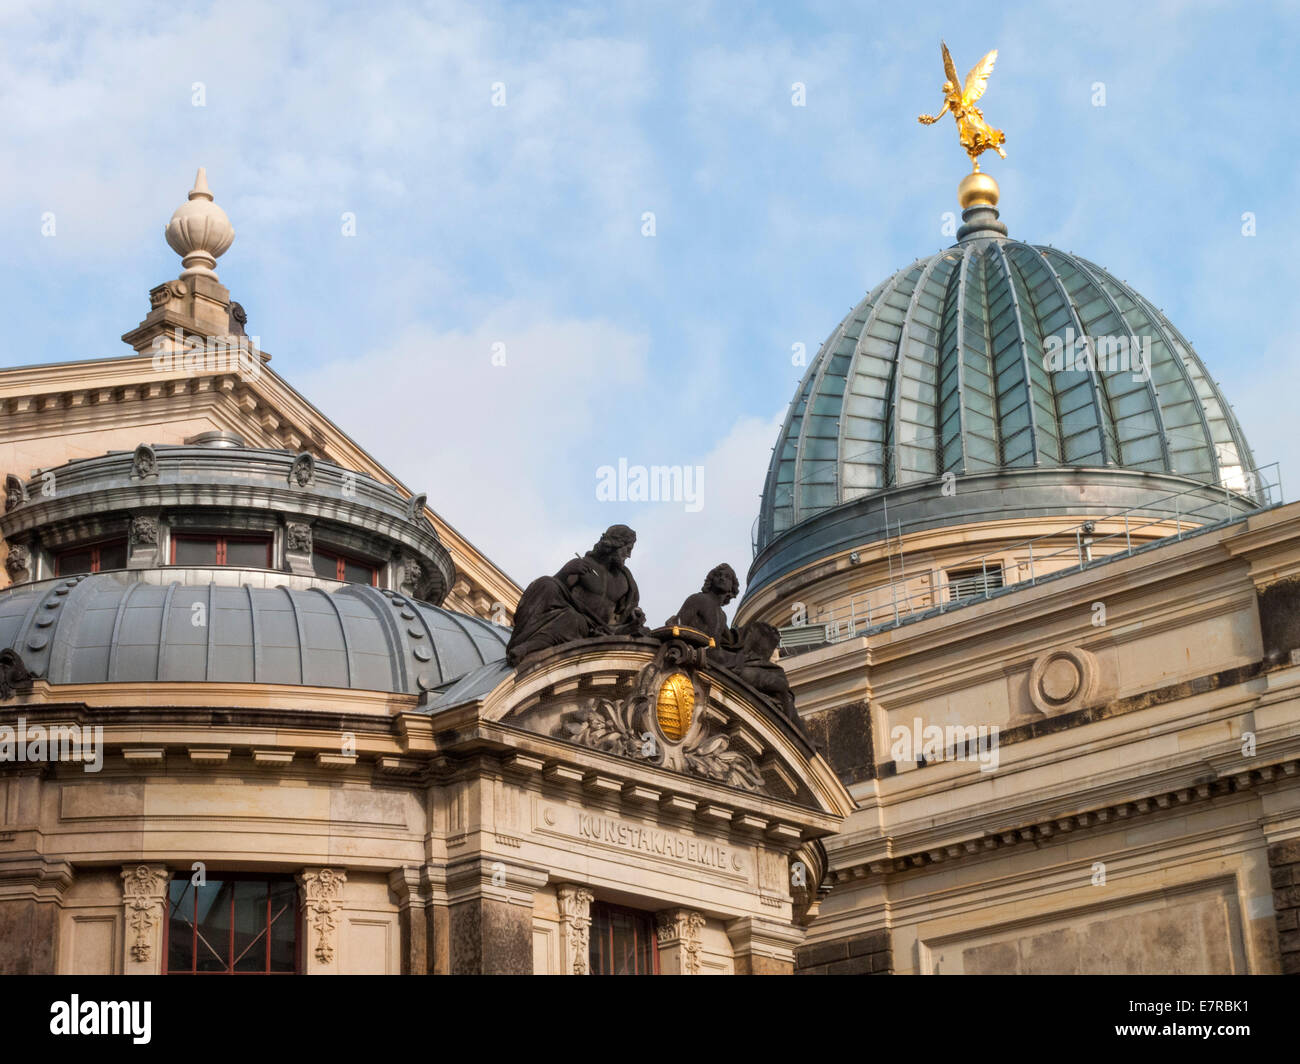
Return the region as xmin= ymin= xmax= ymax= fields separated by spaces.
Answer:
xmin=479 ymin=629 xmax=853 ymax=820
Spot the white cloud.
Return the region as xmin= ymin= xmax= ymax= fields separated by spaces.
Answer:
xmin=297 ymin=304 xmax=650 ymax=587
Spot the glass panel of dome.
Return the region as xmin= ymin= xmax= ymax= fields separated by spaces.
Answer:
xmin=1001 ymin=404 xmax=1030 ymax=438
xmin=803 ymin=485 xmax=836 ymax=510
xmin=804 ymin=421 xmax=839 ymax=445
xmin=966 ymin=388 xmax=995 ymax=417
xmin=1003 ymin=429 xmax=1033 ymax=466
xmin=1112 ymin=389 xmax=1154 ymax=419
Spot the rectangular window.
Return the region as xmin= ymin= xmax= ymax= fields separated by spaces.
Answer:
xmin=55 ymin=538 xmax=128 ymax=576
xmin=165 ymin=876 xmax=299 ymax=975
xmin=311 ymin=547 xmax=377 ymax=586
xmin=172 ymin=535 xmax=271 ymax=568
xmin=947 ymin=564 xmax=1004 ymax=602
xmin=589 ymin=902 xmax=659 ymax=975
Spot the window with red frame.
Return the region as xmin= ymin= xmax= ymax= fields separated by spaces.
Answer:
xmin=588 ymin=902 xmax=659 ymax=975
xmin=165 ymin=875 xmax=299 ymax=974
xmin=55 ymin=539 xmax=127 ymax=576
xmin=311 ymin=547 xmax=377 ymax=586
xmin=171 ymin=534 xmax=272 ymax=568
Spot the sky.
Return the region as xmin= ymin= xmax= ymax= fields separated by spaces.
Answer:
xmin=1 ymin=0 xmax=1298 ymax=622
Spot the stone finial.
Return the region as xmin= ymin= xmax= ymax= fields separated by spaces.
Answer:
xmin=164 ymin=167 xmax=235 ymax=281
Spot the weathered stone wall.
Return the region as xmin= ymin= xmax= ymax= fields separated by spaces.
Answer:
xmin=1268 ymin=840 xmax=1300 ymax=974
xmin=795 ymin=929 xmax=892 ymax=975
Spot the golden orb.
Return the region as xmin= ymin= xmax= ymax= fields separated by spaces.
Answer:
xmin=958 ymin=171 xmax=1000 ymax=209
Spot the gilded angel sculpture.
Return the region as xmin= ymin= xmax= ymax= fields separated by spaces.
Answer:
xmin=918 ymin=42 xmax=1007 ymax=171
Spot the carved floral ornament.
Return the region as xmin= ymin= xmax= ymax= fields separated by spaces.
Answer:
xmin=655 ymin=908 xmax=707 ymax=974
xmin=288 ymin=451 xmax=315 ymax=488
xmin=510 ymin=631 xmax=769 ymax=795
xmin=148 ymin=280 xmax=188 ymax=308
xmin=297 ymin=868 xmax=348 ymax=965
xmin=557 ymin=885 xmax=595 ymax=975
xmin=121 ymin=865 xmax=168 ymax=963
xmin=131 ymin=444 xmax=158 ymax=480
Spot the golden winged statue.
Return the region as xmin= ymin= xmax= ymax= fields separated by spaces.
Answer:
xmin=918 ymin=42 xmax=1007 ymax=171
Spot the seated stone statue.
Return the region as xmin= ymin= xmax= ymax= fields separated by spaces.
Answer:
xmin=668 ymin=564 xmax=797 ymax=721
xmin=506 ymin=525 xmax=648 ymax=665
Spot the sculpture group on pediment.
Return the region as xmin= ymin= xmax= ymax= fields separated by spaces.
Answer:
xmin=506 ymin=527 xmax=798 ymax=724
xmin=667 ymin=562 xmax=797 ymax=721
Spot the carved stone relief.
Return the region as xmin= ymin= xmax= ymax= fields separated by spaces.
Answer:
xmin=656 ymin=908 xmax=707 ymax=974
xmin=120 ymin=864 xmax=169 ymax=965
xmin=557 ymin=884 xmax=595 ymax=975
xmin=297 ymin=868 xmax=348 ymax=965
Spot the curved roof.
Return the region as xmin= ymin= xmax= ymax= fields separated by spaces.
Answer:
xmin=756 ymin=239 xmax=1258 ymax=553
xmin=0 ymin=572 xmax=507 ymax=695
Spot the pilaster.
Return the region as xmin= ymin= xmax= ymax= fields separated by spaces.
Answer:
xmin=297 ymin=867 xmax=348 ymax=975
xmin=655 ymin=907 xmax=707 ymax=974
xmin=120 ymin=864 xmax=169 ymax=975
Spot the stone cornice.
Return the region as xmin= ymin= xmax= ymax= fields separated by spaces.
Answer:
xmin=830 ymin=753 xmax=1300 ymax=884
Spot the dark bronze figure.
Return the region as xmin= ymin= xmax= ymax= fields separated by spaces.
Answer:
xmin=668 ymin=564 xmax=798 ymax=722
xmin=667 ymin=563 xmax=741 ymax=647
xmin=506 ymin=525 xmax=648 ymax=665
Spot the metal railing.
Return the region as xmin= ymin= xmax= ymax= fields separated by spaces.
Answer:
xmin=796 ymin=463 xmax=1283 ymax=643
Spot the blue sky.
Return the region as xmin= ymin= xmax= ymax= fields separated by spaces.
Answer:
xmin=2 ymin=0 xmax=1297 ymax=620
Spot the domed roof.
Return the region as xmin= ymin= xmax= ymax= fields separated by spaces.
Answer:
xmin=755 ymin=229 xmax=1257 ymax=562
xmin=0 ymin=572 xmax=507 ymax=697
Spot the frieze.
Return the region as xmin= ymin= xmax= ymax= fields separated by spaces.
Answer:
xmin=537 ymin=804 xmax=748 ymax=880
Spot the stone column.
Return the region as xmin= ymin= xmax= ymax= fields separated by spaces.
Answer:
xmin=655 ymin=908 xmax=707 ymax=974
xmin=726 ymin=916 xmax=804 ymax=975
xmin=445 ymin=856 xmax=547 ymax=975
xmin=388 ymin=867 xmax=428 ymax=975
xmin=120 ymin=864 xmax=169 ymax=975
xmin=556 ymin=884 xmax=594 ymax=975
xmin=297 ymin=868 xmax=348 ymax=975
